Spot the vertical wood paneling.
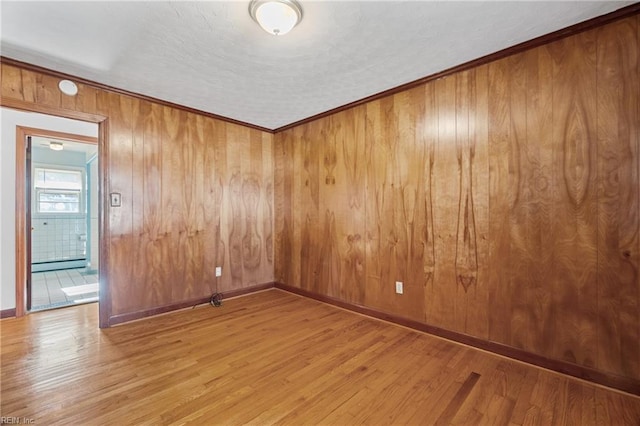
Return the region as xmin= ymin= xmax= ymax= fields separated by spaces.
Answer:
xmin=363 ymin=98 xmax=388 ymax=312
xmin=201 ymin=115 xmax=219 ymax=295
xmin=596 ymin=17 xmax=640 ymax=377
xmin=454 ymin=70 xmax=477 ymax=296
xmin=453 ymin=69 xmax=487 ymax=334
xmin=2 ymin=62 xmax=274 ymax=321
xmin=549 ymin=31 xmax=599 ymax=367
xmin=186 ymin=112 xmax=205 ymax=298
xmin=368 ymin=89 xmax=435 ymax=320
xmin=19 ymin=69 xmax=37 ymax=103
xmin=242 ymin=130 xmax=264 ymax=285
xmin=397 ymin=88 xmax=429 ymax=322
xmin=1 ymin=65 xmax=24 ymax=99
xmin=342 ymin=108 xmax=367 ymax=304
xmin=366 ymin=95 xmax=411 ymax=317
xmin=505 ymin=52 xmax=528 ymax=351
xmin=168 ymin=108 xmax=188 ymax=301
xmin=262 ymin=132 xmax=274 ymax=277
xmin=35 ymin=73 xmax=63 ymax=108
xmin=74 ymin=83 xmax=99 ymax=115
xmin=513 ymin=47 xmax=555 ymax=356
xmin=274 ymin=129 xmax=294 ymax=285
xmin=214 ymin=121 xmax=229 ymax=291
xmin=422 ymin=81 xmax=438 ymax=325
xmin=159 ymin=105 xmax=176 ymax=303
xmin=432 ymin=75 xmax=459 ymax=330
xmin=226 ymin=124 xmax=246 ymax=290
xmin=487 ymin=56 xmax=512 ymax=344
xmin=318 ymin=108 xmax=366 ymax=303
xmin=186 ymin=111 xmax=202 ymax=298
xmin=273 ymin=15 xmax=640 ymax=381
xmin=295 ymin=122 xmax=321 ymax=292
xmin=107 ymin=93 xmax=135 ymax=315
xmin=463 ymin=65 xmax=490 ymax=340
xmin=318 ymin=114 xmax=342 ymax=300
xmin=143 ymin=102 xmax=164 ymax=307
xmin=129 ymin=98 xmax=146 ymax=312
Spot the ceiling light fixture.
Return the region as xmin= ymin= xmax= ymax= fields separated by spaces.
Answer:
xmin=49 ymin=141 xmax=64 ymax=151
xmin=58 ymin=79 xmax=78 ymax=96
xmin=249 ymin=0 xmax=302 ymax=36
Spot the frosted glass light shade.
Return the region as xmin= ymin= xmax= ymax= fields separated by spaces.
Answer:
xmin=49 ymin=141 xmax=64 ymax=151
xmin=249 ymin=0 xmax=302 ymax=36
xmin=58 ymin=79 xmax=78 ymax=96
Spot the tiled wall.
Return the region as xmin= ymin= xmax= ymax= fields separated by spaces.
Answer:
xmin=31 ymin=216 xmax=86 ymax=263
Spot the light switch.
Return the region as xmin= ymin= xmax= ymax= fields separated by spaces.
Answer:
xmin=110 ymin=193 xmax=121 ymax=207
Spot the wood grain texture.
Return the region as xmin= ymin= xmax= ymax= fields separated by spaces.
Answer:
xmin=274 ymin=129 xmax=294 ymax=285
xmin=1 ymin=61 xmax=274 ymax=325
xmin=293 ymin=120 xmax=321 ymax=293
xmin=365 ymin=88 xmax=431 ymax=322
xmin=274 ymin=14 xmax=640 ymax=383
xmin=2 ymin=292 xmax=639 ymax=424
xmin=466 ymin=65 xmax=491 ymax=340
xmin=548 ymin=30 xmax=599 ymax=368
xmin=514 ymin=46 xmax=554 ymax=356
xmin=595 ymin=17 xmax=640 ymax=378
xmin=278 ymin=282 xmax=640 ymax=395
xmin=454 ymin=70 xmax=478 ymax=294
xmin=487 ymin=54 xmax=512 ymax=345
xmin=320 ymin=108 xmax=366 ymax=303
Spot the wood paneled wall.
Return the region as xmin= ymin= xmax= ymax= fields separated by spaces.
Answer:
xmin=1 ymin=63 xmax=274 ymax=322
xmin=274 ymin=16 xmax=640 ymax=380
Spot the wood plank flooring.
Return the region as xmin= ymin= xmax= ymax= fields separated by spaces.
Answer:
xmin=1 ymin=289 xmax=639 ymax=425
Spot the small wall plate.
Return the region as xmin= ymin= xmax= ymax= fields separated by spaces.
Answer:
xmin=110 ymin=193 xmax=121 ymax=207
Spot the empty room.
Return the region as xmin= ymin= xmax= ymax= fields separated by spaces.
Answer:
xmin=1 ymin=1 xmax=640 ymax=424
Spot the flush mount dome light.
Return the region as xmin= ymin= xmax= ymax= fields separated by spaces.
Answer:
xmin=249 ymin=0 xmax=302 ymax=36
xmin=49 ymin=141 xmax=64 ymax=151
xmin=58 ymin=79 xmax=78 ymax=96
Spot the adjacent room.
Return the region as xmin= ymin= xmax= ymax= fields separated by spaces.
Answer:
xmin=30 ymin=136 xmax=99 ymax=311
xmin=1 ymin=1 xmax=639 ymax=424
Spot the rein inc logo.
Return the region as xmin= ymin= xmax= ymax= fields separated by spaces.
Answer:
xmin=0 ymin=417 xmax=34 ymax=424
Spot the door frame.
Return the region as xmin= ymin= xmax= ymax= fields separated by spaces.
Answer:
xmin=16 ymin=126 xmax=99 ymax=315
xmin=5 ymin=98 xmax=111 ymax=328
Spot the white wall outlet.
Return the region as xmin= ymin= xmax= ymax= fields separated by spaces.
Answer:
xmin=395 ymin=281 xmax=403 ymax=294
xmin=215 ymin=266 xmax=222 ymax=277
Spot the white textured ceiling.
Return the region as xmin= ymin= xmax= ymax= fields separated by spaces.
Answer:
xmin=0 ymin=1 xmax=633 ymax=130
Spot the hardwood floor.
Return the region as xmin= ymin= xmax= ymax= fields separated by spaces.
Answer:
xmin=1 ymin=290 xmax=639 ymax=425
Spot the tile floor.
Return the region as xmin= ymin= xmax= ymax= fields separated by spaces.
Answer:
xmin=31 ymin=268 xmax=99 ymax=312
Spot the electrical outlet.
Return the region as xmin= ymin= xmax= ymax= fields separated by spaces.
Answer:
xmin=215 ymin=266 xmax=222 ymax=277
xmin=395 ymin=281 xmax=403 ymax=294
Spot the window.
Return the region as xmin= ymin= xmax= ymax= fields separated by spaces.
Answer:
xmin=34 ymin=168 xmax=83 ymax=214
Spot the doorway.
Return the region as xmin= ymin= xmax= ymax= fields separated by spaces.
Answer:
xmin=21 ymin=128 xmax=99 ymax=312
